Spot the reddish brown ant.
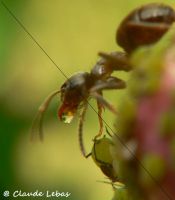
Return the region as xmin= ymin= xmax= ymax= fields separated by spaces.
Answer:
xmin=32 ymin=3 xmax=175 ymax=157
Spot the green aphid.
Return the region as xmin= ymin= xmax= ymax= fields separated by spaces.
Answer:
xmin=87 ymin=134 xmax=125 ymax=189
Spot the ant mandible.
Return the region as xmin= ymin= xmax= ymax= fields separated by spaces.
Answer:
xmin=31 ymin=3 xmax=175 ymax=157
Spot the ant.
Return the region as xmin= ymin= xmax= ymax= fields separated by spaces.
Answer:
xmin=32 ymin=3 xmax=175 ymax=157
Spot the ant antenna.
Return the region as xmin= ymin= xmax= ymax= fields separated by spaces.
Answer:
xmin=31 ymin=90 xmax=60 ymax=141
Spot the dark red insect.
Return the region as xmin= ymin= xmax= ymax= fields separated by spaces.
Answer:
xmin=32 ymin=3 xmax=175 ymax=157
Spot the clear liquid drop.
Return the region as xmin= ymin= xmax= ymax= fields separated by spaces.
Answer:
xmin=61 ymin=112 xmax=74 ymax=123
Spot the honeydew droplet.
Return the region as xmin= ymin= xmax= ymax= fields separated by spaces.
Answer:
xmin=61 ymin=112 xmax=74 ymax=123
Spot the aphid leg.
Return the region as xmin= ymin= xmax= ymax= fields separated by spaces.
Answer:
xmin=85 ymin=152 xmax=92 ymax=158
xmin=105 ymin=126 xmax=113 ymax=138
xmin=78 ymin=101 xmax=88 ymax=157
xmin=31 ymin=90 xmax=60 ymax=141
xmin=94 ymin=100 xmax=104 ymax=140
xmin=97 ymin=180 xmax=125 ymax=190
xmin=111 ymin=181 xmax=116 ymax=190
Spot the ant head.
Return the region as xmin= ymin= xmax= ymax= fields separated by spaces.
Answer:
xmin=58 ymin=72 xmax=90 ymax=123
xmin=116 ymin=3 xmax=175 ymax=53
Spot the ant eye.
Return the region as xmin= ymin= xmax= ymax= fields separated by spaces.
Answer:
xmin=60 ymin=82 xmax=70 ymax=101
xmin=61 ymin=82 xmax=68 ymax=91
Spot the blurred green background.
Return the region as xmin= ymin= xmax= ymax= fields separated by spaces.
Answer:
xmin=0 ymin=0 xmax=174 ymax=199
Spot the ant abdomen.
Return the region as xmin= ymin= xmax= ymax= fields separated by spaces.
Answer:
xmin=116 ymin=3 xmax=175 ymax=53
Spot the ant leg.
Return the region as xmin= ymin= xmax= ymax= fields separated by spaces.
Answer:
xmin=82 ymin=106 xmax=103 ymax=157
xmin=98 ymin=51 xmax=132 ymax=72
xmin=31 ymin=90 xmax=60 ymax=141
xmin=78 ymin=102 xmax=88 ymax=157
xmin=90 ymin=77 xmax=126 ymax=114
xmin=94 ymin=100 xmax=104 ymax=140
xmin=91 ymin=91 xmax=117 ymax=115
xmin=91 ymin=77 xmax=126 ymax=92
